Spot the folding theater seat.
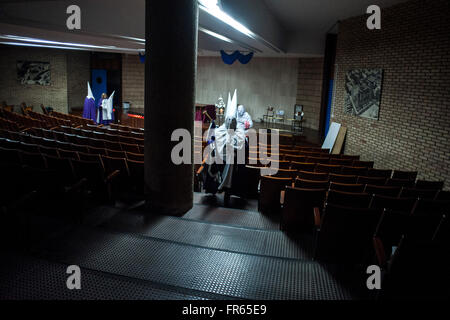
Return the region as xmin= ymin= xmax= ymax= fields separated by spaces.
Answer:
xmin=357 ymin=176 xmax=386 ymax=186
xmin=329 ymin=182 xmax=365 ymax=193
xmin=369 ymin=194 xmax=416 ymax=213
xmin=281 ymin=186 xmax=327 ymax=232
xmin=341 ymin=166 xmax=368 ymax=176
xmin=121 ymin=142 xmax=140 ymax=154
xmin=326 ymin=190 xmax=371 ymax=208
xmin=259 ymin=176 xmax=292 ymax=215
xmin=367 ymin=168 xmax=392 ymax=178
xmin=364 ymin=184 xmax=401 ymax=197
xmin=392 ymin=170 xmax=418 ymax=181
xmin=352 ymin=160 xmax=374 ymax=168
xmin=328 ymin=173 xmax=358 ymax=184
xmin=385 ymin=178 xmax=415 ymax=188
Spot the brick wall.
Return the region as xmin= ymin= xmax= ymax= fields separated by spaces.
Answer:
xmin=122 ymin=53 xmax=145 ymax=109
xmin=296 ymin=57 xmax=323 ymax=130
xmin=67 ymin=51 xmax=91 ymax=112
xmin=332 ymin=0 xmax=450 ymax=188
xmin=0 ymin=45 xmax=90 ymax=114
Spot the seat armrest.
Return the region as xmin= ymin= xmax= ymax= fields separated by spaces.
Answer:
xmin=373 ymin=236 xmax=387 ymax=267
xmin=313 ymin=207 xmax=321 ymax=228
xmin=196 ymin=165 xmax=205 ymax=175
xmin=105 ymin=170 xmax=120 ymax=183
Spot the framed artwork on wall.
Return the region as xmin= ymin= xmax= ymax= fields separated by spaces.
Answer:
xmin=17 ymin=61 xmax=51 ymax=85
xmin=344 ymin=69 xmax=383 ymax=120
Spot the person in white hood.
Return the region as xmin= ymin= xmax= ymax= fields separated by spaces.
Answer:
xmin=236 ymin=104 xmax=253 ymax=131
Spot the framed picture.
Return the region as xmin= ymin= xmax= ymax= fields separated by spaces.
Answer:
xmin=17 ymin=61 xmax=51 ymax=85
xmin=294 ymin=104 xmax=303 ymax=120
xmin=344 ymin=69 xmax=383 ymax=120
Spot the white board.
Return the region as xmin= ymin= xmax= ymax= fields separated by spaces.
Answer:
xmin=322 ymin=122 xmax=341 ymax=153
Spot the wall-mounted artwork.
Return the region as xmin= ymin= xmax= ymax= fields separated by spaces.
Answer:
xmin=344 ymin=69 xmax=382 ymax=120
xmin=17 ymin=61 xmax=50 ymax=85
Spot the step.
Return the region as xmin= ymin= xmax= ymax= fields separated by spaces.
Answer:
xmin=32 ymin=225 xmax=358 ymax=300
xmin=0 ymin=252 xmax=233 ymax=300
xmin=101 ymin=210 xmax=313 ymax=260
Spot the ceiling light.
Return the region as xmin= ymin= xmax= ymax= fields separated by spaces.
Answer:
xmin=199 ymin=27 xmax=232 ymax=43
xmin=198 ymin=0 xmax=256 ymax=39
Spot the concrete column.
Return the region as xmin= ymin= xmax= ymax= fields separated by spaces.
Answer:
xmin=144 ymin=0 xmax=198 ymax=215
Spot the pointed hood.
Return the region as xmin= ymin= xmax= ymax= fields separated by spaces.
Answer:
xmin=87 ymin=82 xmax=94 ymax=100
xmin=225 ymin=89 xmax=237 ymax=120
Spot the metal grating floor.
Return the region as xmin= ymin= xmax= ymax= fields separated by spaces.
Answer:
xmin=30 ymin=226 xmax=359 ymax=300
xmin=0 ymin=252 xmax=230 ymax=300
xmin=101 ymin=212 xmax=313 ymax=260
xmin=183 ymin=204 xmax=280 ymax=230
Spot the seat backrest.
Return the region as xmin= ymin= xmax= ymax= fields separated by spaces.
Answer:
xmin=294 ymin=178 xmax=329 ymax=190
xmin=357 ymin=176 xmax=386 ymax=186
xmin=341 ymin=166 xmax=368 ymax=176
xmin=316 ymin=203 xmax=379 ymax=264
xmin=106 ymin=149 xmax=127 ymax=159
xmin=306 ymin=156 xmax=330 ymax=164
xmin=329 ymin=182 xmax=365 ymax=193
xmin=282 ymin=186 xmax=327 ymax=231
xmin=392 ymin=170 xmax=418 ymax=181
xmin=364 ymin=184 xmax=401 ymax=197
xmin=102 ymin=155 xmax=130 ymax=176
xmin=259 ymin=175 xmax=292 ymax=214
xmin=298 ymin=170 xmax=328 ymax=182
xmin=386 ymin=178 xmax=415 ymax=188
xmin=70 ymin=143 xmax=89 ymax=154
xmin=266 ymin=168 xmax=297 ymax=179
xmin=369 ymin=194 xmax=416 ymax=213
xmin=315 ymin=163 xmax=342 ymax=174
xmin=326 ymin=190 xmax=371 ymax=208
xmin=328 ymin=173 xmax=358 ymax=184
xmin=367 ymin=168 xmax=393 ymax=178
xmin=57 ymin=149 xmax=79 ymax=160
xmin=126 ymin=152 xmax=144 ymax=162
xmin=399 ymin=187 xmax=439 ymax=200
xmin=352 ymin=160 xmax=374 ymax=168
xmin=88 ymin=146 xmax=107 ymax=156
xmin=121 ymin=142 xmax=140 ymax=154
xmin=329 ymin=158 xmax=353 ymax=166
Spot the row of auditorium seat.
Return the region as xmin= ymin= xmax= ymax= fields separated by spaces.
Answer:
xmin=0 ymin=129 xmax=144 ymax=154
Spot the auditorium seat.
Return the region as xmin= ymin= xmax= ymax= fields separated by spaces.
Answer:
xmin=329 ymin=158 xmax=353 ymax=166
xmin=19 ymin=142 xmax=40 ymax=153
xmin=21 ymin=151 xmax=47 ymax=169
xmin=88 ymin=146 xmax=107 ymax=156
xmin=39 ymin=145 xmax=59 ymax=157
xmin=127 ymin=159 xmax=144 ymax=196
xmin=326 ymin=190 xmax=371 ymax=208
xmin=55 ymin=140 xmax=71 ymax=151
xmin=415 ymin=180 xmax=444 ymax=190
xmin=352 ymin=160 xmax=374 ymax=168
xmin=266 ymin=168 xmax=297 ymax=179
xmin=41 ymin=138 xmax=57 ymax=148
xmin=399 ymin=187 xmax=439 ymax=199
xmin=119 ymin=136 xmax=136 ymax=145
xmin=104 ymin=133 xmax=119 ymax=142
xmin=297 ymin=170 xmax=328 ymax=182
xmin=88 ymin=138 xmax=105 ymax=149
xmin=340 ymin=155 xmax=360 ymax=161
xmin=294 ymin=178 xmax=329 ymax=190
xmin=364 ymin=184 xmax=401 ymax=197
xmin=0 ymin=147 xmax=22 ymax=164
xmin=57 ymin=149 xmax=79 ymax=160
xmin=80 ymin=129 xmax=94 ymax=138
xmin=52 ymin=130 xmax=66 ymax=142
xmin=64 ymin=133 xmax=77 ymax=144
xmin=357 ymin=176 xmax=386 ymax=186
xmin=78 ymin=152 xmax=103 ymax=164
xmin=281 ymin=186 xmax=327 ymax=232
xmin=314 ymin=203 xmax=379 ymax=264
xmin=244 ymin=165 xmax=261 ymax=199
xmin=284 ymin=154 xmax=307 ymax=163
xmin=126 ymin=152 xmax=144 ymax=162
xmin=369 ymin=194 xmax=416 ymax=213
xmin=259 ymin=176 xmax=292 ymax=215
xmin=407 ymin=199 xmax=449 ymax=242
xmin=71 ymin=158 xmax=112 ymax=201
xmin=392 ymin=170 xmax=418 ymax=181
xmin=315 ymin=164 xmax=342 ymax=174
xmin=306 ymin=156 xmax=329 ymax=164
xmin=104 ymin=140 xmax=122 ymax=151
xmin=121 ymin=143 xmax=140 ymax=154
xmin=106 ymin=149 xmax=127 ymax=159
xmin=386 ymin=178 xmax=415 ymax=188
xmin=329 ymin=182 xmax=365 ymax=193
xmin=367 ymin=168 xmax=392 ymax=178
xmin=328 ymin=173 xmax=358 ymax=184
xmin=70 ymin=143 xmax=89 ymax=154
xmin=75 ymin=135 xmax=89 ymax=146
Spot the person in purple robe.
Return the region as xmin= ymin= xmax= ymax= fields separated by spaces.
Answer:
xmin=82 ymin=82 xmax=97 ymax=122
xmin=96 ymin=92 xmax=115 ymax=125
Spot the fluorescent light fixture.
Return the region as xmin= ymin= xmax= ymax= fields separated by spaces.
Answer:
xmin=0 ymin=35 xmax=143 ymax=53
xmin=198 ymin=0 xmax=256 ymax=39
xmin=199 ymin=26 xmax=232 ymax=43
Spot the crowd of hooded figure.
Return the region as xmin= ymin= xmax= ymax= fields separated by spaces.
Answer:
xmin=82 ymin=82 xmax=115 ymax=125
